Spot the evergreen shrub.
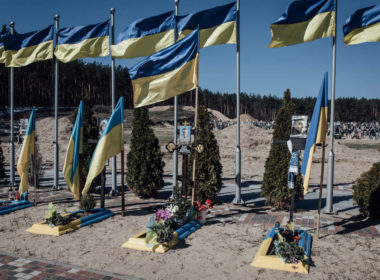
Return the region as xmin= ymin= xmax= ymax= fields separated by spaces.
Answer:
xmin=80 ymin=194 xmax=96 ymax=212
xmin=126 ymin=107 xmax=164 ymax=198
xmin=189 ymin=105 xmax=222 ymax=202
xmin=353 ymin=162 xmax=380 ymax=218
xmin=261 ymin=90 xmax=303 ymax=209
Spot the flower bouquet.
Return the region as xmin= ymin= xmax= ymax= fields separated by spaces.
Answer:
xmin=272 ymin=222 xmax=311 ymax=266
xmin=146 ymin=208 xmax=176 ymax=247
xmin=193 ymin=199 xmax=214 ymax=224
xmin=251 ymin=221 xmax=313 ymax=274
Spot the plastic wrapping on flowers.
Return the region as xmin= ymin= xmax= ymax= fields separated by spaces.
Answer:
xmin=146 ymin=209 xmax=175 ymax=247
xmin=273 ymin=222 xmax=307 ymax=265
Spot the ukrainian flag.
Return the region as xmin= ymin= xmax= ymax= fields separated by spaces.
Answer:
xmin=268 ymin=0 xmax=336 ymax=48
xmin=55 ymin=20 xmax=110 ymax=63
xmin=17 ymin=109 xmax=36 ymax=195
xmin=130 ymin=29 xmax=199 ymax=108
xmin=63 ymin=101 xmax=83 ymax=200
xmin=177 ymin=2 xmax=236 ymax=48
xmin=3 ymin=26 xmax=53 ymax=67
xmin=343 ymin=5 xmax=380 ymax=46
xmin=82 ymin=97 xmax=124 ymax=195
xmin=111 ymin=11 xmax=175 ymax=59
xmin=301 ymin=73 xmax=328 ymax=195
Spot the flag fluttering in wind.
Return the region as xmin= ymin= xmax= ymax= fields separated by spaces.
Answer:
xmin=343 ymin=5 xmax=380 ymax=46
xmin=55 ymin=20 xmax=110 ymax=63
xmin=301 ymin=73 xmax=328 ymax=195
xmin=82 ymin=97 xmax=124 ymax=195
xmin=63 ymin=101 xmax=83 ymax=200
xmin=17 ymin=109 xmax=36 ymax=195
xmin=130 ymin=29 xmax=199 ymax=108
xmin=111 ymin=11 xmax=175 ymax=59
xmin=177 ymin=2 xmax=236 ymax=48
xmin=3 ymin=26 xmax=53 ymax=67
xmin=268 ymin=0 xmax=336 ymax=48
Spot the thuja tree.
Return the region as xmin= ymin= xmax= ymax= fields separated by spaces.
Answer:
xmin=353 ymin=146 xmax=380 ymax=218
xmin=126 ymin=107 xmax=164 ymax=198
xmin=261 ymin=89 xmax=303 ymax=209
xmin=189 ymin=105 xmax=222 ymax=202
xmin=71 ymin=96 xmax=99 ymax=190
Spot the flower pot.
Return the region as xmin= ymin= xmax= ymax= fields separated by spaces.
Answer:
xmin=198 ymin=211 xmax=207 ymax=224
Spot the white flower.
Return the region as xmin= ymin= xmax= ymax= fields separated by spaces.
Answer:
xmin=166 ymin=204 xmax=179 ymax=215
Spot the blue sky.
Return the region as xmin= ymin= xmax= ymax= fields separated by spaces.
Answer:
xmin=1 ymin=0 xmax=379 ymax=99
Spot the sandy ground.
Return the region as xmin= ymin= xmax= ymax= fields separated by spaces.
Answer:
xmin=0 ymin=202 xmax=379 ymax=280
xmin=0 ymin=108 xmax=379 ymax=279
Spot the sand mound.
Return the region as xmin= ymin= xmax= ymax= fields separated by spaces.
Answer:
xmin=149 ymin=105 xmax=172 ymax=112
xmin=150 ymin=105 xmax=232 ymax=122
xmin=36 ymin=116 xmax=73 ymax=166
xmin=240 ymin=113 xmax=257 ymax=123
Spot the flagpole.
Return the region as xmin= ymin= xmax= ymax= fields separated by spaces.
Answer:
xmin=316 ymin=142 xmax=326 ymax=239
xmin=79 ymin=154 xmax=83 ymax=201
xmin=9 ymin=21 xmax=15 ymax=191
xmin=172 ymin=0 xmax=179 ymax=195
xmin=33 ymin=140 xmax=37 ymax=206
xmin=325 ymin=0 xmax=337 ymax=214
xmin=191 ymin=86 xmax=199 ymax=205
xmin=121 ymin=150 xmax=125 ymax=216
xmin=233 ymin=0 xmax=244 ymax=204
xmin=53 ymin=14 xmax=60 ymax=191
xmin=110 ymin=8 xmax=117 ymax=196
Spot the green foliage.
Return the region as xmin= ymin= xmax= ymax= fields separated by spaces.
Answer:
xmin=275 ymin=240 xmax=306 ymax=264
xmin=189 ymin=105 xmax=222 ymax=203
xmin=353 ymin=162 xmax=380 ymax=218
xmin=262 ymin=90 xmax=303 ymax=209
xmin=44 ymin=203 xmax=69 ymax=226
xmin=170 ymin=185 xmax=191 ymax=218
xmin=149 ymin=221 xmax=174 ymax=244
xmin=80 ymin=195 xmax=96 ymax=212
xmin=126 ymin=107 xmax=164 ymax=198
xmin=72 ymin=95 xmax=100 ymax=191
xmin=0 ymin=139 xmax=5 ymax=180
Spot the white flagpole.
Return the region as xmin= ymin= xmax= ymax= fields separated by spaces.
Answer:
xmin=325 ymin=0 xmax=337 ymax=213
xmin=172 ymin=0 xmax=179 ymax=194
xmin=110 ymin=8 xmax=117 ymax=195
xmin=53 ymin=15 xmax=60 ymax=190
xmin=233 ymin=0 xmax=244 ymax=204
xmin=9 ymin=21 xmax=15 ymax=190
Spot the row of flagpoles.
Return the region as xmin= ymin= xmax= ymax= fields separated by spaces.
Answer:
xmin=2 ymin=1 xmax=244 ymax=203
xmin=5 ymin=0 xmax=380 ymax=210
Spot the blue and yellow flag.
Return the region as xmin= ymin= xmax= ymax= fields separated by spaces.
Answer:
xmin=301 ymin=73 xmax=328 ymax=195
xmin=55 ymin=20 xmax=110 ymax=63
xmin=3 ymin=26 xmax=53 ymax=67
xmin=130 ymin=29 xmax=199 ymax=108
xmin=17 ymin=109 xmax=36 ymax=195
xmin=83 ymin=97 xmax=124 ymax=195
xmin=177 ymin=2 xmax=236 ymax=48
xmin=268 ymin=0 xmax=336 ymax=48
xmin=63 ymin=101 xmax=83 ymax=200
xmin=111 ymin=11 xmax=175 ymax=59
xmin=343 ymin=5 xmax=380 ymax=46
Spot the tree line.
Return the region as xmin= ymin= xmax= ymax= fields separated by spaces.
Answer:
xmin=0 ymin=59 xmax=379 ymax=122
